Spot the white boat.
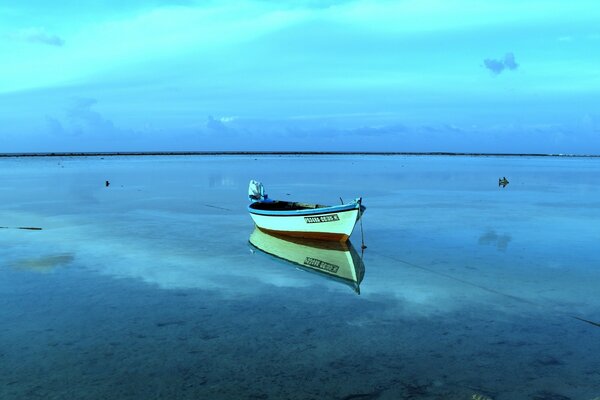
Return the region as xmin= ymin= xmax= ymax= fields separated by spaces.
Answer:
xmin=247 ymin=180 xmax=366 ymax=242
xmin=249 ymin=227 xmax=365 ymax=293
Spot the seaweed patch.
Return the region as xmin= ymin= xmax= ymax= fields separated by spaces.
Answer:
xmin=13 ymin=254 xmax=74 ymax=272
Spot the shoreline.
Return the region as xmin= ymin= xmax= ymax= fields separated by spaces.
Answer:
xmin=1 ymin=151 xmax=599 ymax=158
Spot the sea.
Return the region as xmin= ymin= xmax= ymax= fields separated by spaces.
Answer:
xmin=1 ymin=154 xmax=599 ymax=400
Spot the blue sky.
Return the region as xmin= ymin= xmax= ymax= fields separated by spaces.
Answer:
xmin=2 ymin=0 xmax=600 ymax=153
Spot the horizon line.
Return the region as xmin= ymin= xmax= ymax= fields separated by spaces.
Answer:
xmin=1 ymin=151 xmax=599 ymax=158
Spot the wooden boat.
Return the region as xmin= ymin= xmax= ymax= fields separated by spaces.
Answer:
xmin=249 ymin=227 xmax=365 ymax=294
xmin=247 ymin=180 xmax=366 ymax=242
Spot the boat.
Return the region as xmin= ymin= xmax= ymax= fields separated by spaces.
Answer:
xmin=249 ymin=227 xmax=365 ymax=294
xmin=247 ymin=180 xmax=366 ymax=242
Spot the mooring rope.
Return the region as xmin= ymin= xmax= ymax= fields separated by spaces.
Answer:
xmin=359 ymin=202 xmax=367 ymax=251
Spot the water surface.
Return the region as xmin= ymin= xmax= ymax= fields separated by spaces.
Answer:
xmin=1 ymin=155 xmax=599 ymax=399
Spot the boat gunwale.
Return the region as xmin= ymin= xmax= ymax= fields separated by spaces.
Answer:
xmin=248 ymin=200 xmax=360 ymax=217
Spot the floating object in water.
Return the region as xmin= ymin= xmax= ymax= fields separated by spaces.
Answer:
xmin=498 ymin=177 xmax=509 ymax=187
xmin=105 ymin=180 xmax=110 ymax=187
xmin=247 ymin=180 xmax=365 ymax=242
xmin=0 ymin=226 xmax=42 ymax=230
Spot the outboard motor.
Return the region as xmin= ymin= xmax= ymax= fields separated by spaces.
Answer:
xmin=248 ymin=180 xmax=267 ymax=202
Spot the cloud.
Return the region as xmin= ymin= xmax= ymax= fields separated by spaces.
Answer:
xmin=503 ymin=52 xmax=518 ymax=70
xmin=45 ymin=116 xmax=67 ymax=136
xmin=67 ymin=98 xmax=117 ymax=135
xmin=206 ymin=115 xmax=230 ymax=133
xmin=45 ymin=98 xmax=125 ymax=140
xmin=483 ymin=52 xmax=519 ymax=75
xmin=11 ymin=28 xmax=65 ymax=47
xmin=557 ymin=35 xmax=573 ymax=42
xmin=218 ymin=116 xmax=238 ymax=123
xmin=483 ymin=58 xmax=505 ymax=74
xmin=347 ymin=123 xmax=407 ymax=137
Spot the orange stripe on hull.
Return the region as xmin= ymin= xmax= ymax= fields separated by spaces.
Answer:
xmin=257 ymin=226 xmax=350 ymax=242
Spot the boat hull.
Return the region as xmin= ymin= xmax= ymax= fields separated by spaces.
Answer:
xmin=248 ymin=201 xmax=363 ymax=242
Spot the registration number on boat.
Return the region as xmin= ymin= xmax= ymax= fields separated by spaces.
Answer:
xmin=304 ymin=214 xmax=340 ymax=223
xmin=304 ymin=257 xmax=340 ymax=273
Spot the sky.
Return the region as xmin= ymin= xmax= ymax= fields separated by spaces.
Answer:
xmin=1 ymin=0 xmax=600 ymax=154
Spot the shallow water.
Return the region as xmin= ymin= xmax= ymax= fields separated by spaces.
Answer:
xmin=1 ymin=155 xmax=599 ymax=399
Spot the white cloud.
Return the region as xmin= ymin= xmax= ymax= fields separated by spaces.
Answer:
xmin=219 ymin=116 xmax=238 ymax=123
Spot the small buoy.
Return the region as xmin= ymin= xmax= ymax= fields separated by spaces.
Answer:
xmin=105 ymin=180 xmax=110 ymax=187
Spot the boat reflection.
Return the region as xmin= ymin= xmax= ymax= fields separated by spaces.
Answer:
xmin=249 ymin=228 xmax=365 ymax=294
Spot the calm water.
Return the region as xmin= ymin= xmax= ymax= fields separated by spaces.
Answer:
xmin=1 ymin=155 xmax=599 ymax=400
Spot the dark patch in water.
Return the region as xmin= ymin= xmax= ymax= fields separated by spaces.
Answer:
xmin=156 ymin=321 xmax=186 ymax=327
xmin=402 ymin=381 xmax=431 ymax=397
xmin=340 ymin=390 xmax=382 ymax=400
xmin=531 ymin=391 xmax=572 ymax=400
xmin=536 ymin=355 xmax=563 ymax=366
xmin=200 ymin=333 xmax=219 ymax=340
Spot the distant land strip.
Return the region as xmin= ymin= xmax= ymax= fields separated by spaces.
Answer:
xmin=1 ymin=151 xmax=599 ymax=158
